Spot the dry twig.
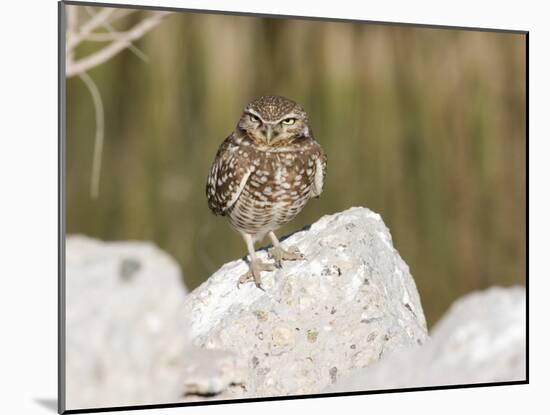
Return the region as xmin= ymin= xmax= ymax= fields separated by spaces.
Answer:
xmin=65 ymin=7 xmax=170 ymax=198
xmin=78 ymin=71 xmax=104 ymax=200
xmin=66 ymin=10 xmax=168 ymax=77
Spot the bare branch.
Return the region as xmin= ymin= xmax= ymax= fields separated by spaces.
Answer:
xmin=84 ymin=6 xmax=149 ymax=63
xmin=66 ymin=7 xmax=170 ymax=197
xmin=67 ymin=8 xmax=115 ymax=50
xmin=66 ymin=8 xmax=139 ymax=52
xmin=67 ymin=6 xmax=78 ymax=35
xmin=66 ymin=6 xmax=79 ymax=65
xmin=78 ymin=72 xmax=105 ymax=200
xmin=66 ymin=11 xmax=169 ymax=77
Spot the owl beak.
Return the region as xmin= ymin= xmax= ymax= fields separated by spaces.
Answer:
xmin=264 ymin=124 xmax=273 ymax=143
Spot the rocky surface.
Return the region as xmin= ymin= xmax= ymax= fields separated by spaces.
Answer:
xmin=65 ymin=236 xmax=250 ymax=410
xmin=65 ymin=236 xmax=187 ymax=409
xmin=65 ymin=236 xmax=190 ymax=409
xmin=182 ymin=207 xmax=428 ymax=398
xmin=325 ymin=286 xmax=526 ymax=393
xmin=65 ymin=210 xmax=525 ymax=408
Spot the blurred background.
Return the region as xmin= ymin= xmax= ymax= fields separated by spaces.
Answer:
xmin=66 ymin=6 xmax=526 ymax=326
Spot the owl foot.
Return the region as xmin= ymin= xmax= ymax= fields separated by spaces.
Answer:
xmin=268 ymin=245 xmax=305 ymax=268
xmin=238 ymin=259 xmax=276 ymax=290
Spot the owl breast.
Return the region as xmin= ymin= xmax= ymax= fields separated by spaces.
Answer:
xmin=227 ymin=145 xmax=319 ymax=240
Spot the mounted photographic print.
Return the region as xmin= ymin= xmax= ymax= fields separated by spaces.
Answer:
xmin=59 ymin=1 xmax=528 ymax=413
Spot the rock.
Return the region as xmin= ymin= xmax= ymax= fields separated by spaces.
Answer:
xmin=65 ymin=236 xmax=249 ymax=409
xmin=180 ymin=347 xmax=248 ymax=399
xmin=325 ymin=286 xmax=526 ymax=393
xmin=182 ymin=207 xmax=428 ymax=398
xmin=65 ymin=236 xmax=190 ymax=409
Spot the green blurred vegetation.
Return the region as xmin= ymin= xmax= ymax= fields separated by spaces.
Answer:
xmin=66 ymin=8 xmax=526 ymax=326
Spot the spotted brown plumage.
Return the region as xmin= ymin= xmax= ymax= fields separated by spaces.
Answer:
xmin=206 ymin=95 xmax=327 ymax=289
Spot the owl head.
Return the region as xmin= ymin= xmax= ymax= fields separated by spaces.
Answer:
xmin=237 ymin=95 xmax=311 ymax=146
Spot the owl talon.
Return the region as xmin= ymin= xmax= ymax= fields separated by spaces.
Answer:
xmin=268 ymin=245 xmax=305 ymax=268
xmin=238 ymin=259 xmax=275 ymax=290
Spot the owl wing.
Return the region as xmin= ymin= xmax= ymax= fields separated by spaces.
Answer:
xmin=206 ymin=135 xmax=253 ymax=216
xmin=311 ymin=144 xmax=327 ymax=198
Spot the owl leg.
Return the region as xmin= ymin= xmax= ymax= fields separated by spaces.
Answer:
xmin=238 ymin=233 xmax=275 ymax=290
xmin=268 ymin=231 xmax=305 ymax=268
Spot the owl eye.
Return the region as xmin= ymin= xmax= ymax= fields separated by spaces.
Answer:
xmin=282 ymin=118 xmax=296 ymax=125
xmin=248 ymin=113 xmax=261 ymax=123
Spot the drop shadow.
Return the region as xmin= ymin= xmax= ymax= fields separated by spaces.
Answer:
xmin=34 ymin=398 xmax=57 ymax=412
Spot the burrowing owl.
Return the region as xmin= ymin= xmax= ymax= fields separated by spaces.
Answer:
xmin=206 ymin=95 xmax=327 ymax=289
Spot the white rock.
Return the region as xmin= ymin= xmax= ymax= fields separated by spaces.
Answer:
xmin=180 ymin=347 xmax=248 ymax=399
xmin=326 ymin=286 xmax=526 ymax=392
xmin=182 ymin=207 xmax=428 ymax=398
xmin=65 ymin=236 xmax=190 ymax=409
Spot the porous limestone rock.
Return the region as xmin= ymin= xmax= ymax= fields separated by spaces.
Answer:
xmin=66 ymin=236 xmax=196 ymax=409
xmin=182 ymin=207 xmax=428 ymax=398
xmin=325 ymin=286 xmax=526 ymax=393
xmin=179 ymin=347 xmax=248 ymax=399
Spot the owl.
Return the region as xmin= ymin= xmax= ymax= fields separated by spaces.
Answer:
xmin=206 ymin=95 xmax=327 ymax=289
